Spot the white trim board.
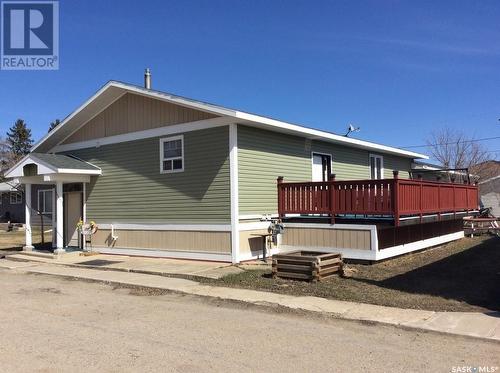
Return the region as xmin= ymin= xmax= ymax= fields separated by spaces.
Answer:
xmin=51 ymin=117 xmax=234 ymax=153
xmin=32 ymin=81 xmax=427 ymax=159
xmin=95 ymin=247 xmax=232 ymax=262
xmin=229 ymin=123 xmax=240 ymax=263
xmin=97 ymin=223 xmax=232 ymax=232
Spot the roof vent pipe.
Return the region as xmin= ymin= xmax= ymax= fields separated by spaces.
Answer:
xmin=144 ymin=68 xmax=151 ymax=89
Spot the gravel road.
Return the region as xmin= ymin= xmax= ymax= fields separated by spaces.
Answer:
xmin=0 ymin=269 xmax=498 ymax=372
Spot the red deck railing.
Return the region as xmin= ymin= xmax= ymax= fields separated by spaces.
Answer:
xmin=277 ymin=172 xmax=479 ymax=226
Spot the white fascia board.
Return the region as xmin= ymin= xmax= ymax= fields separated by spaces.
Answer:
xmin=43 ymin=174 xmax=91 ymax=183
xmin=117 ymin=82 xmax=428 ymax=159
xmin=55 ymin=168 xmax=101 ymax=175
xmin=13 ymin=176 xmax=48 ymax=184
xmin=31 ymin=81 xmax=118 ymax=152
xmin=33 ymin=79 xmax=429 ymax=160
xmin=235 ymin=111 xmax=428 ymax=159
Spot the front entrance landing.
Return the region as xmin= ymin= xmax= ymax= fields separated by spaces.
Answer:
xmin=7 ymin=252 xmax=243 ymax=279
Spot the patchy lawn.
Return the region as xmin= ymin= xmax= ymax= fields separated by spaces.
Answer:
xmin=0 ymin=229 xmax=52 ymax=251
xmin=200 ymin=235 xmax=500 ymax=312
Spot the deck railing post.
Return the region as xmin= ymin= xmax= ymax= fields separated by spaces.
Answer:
xmin=418 ymin=174 xmax=423 ymax=223
xmin=329 ymin=174 xmax=336 ymax=225
xmin=277 ymin=176 xmax=284 ymax=220
xmin=437 ymin=177 xmax=441 ymax=221
xmin=393 ymin=171 xmax=400 ymax=226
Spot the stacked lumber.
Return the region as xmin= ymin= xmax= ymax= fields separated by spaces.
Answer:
xmin=272 ymin=251 xmax=343 ymax=282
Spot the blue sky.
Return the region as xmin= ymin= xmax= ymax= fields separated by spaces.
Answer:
xmin=0 ymin=0 xmax=499 ymax=161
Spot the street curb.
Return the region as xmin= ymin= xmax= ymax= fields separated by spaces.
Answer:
xmin=5 ymin=262 xmax=499 ymax=344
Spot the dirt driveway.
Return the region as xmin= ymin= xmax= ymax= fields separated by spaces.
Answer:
xmin=0 ymin=269 xmax=498 ymax=372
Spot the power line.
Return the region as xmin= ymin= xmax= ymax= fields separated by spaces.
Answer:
xmin=401 ymin=136 xmax=500 ymax=149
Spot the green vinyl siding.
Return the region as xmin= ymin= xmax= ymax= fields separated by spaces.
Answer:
xmin=62 ymin=126 xmax=230 ymax=223
xmin=312 ymin=141 xmax=370 ymax=180
xmin=312 ymin=141 xmax=411 ymax=180
xmin=383 ymin=155 xmax=411 ymax=179
xmin=238 ymin=125 xmax=310 ymax=215
xmin=238 ymin=125 xmax=413 ymax=215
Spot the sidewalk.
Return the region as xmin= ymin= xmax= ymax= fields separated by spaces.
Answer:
xmin=7 ymin=251 xmax=243 ymax=279
xmin=1 ymin=258 xmax=499 ymax=342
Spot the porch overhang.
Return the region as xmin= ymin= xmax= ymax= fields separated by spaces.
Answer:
xmin=5 ymin=152 xmax=100 ymax=254
xmin=5 ymin=152 xmax=101 ymax=182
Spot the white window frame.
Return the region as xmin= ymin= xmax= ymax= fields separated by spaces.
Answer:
xmin=311 ymin=152 xmax=333 ymax=181
xmin=159 ymin=134 xmax=184 ymax=174
xmin=37 ymin=189 xmax=54 ymax=214
xmin=369 ymin=154 xmax=384 ymax=180
xmin=10 ymin=191 xmax=22 ymax=204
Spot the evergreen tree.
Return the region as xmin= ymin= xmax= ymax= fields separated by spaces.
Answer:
xmin=6 ymin=119 xmax=33 ymax=160
xmin=48 ymin=118 xmax=60 ymax=132
xmin=0 ymin=136 xmax=10 ymax=181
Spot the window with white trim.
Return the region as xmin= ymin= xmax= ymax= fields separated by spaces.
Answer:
xmin=370 ymin=154 xmax=384 ymax=180
xmin=160 ymin=135 xmax=184 ymax=173
xmin=10 ymin=191 xmax=22 ymax=204
xmin=38 ymin=189 xmax=53 ymax=214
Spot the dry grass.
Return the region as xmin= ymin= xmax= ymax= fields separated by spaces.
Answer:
xmin=201 ymin=235 xmax=500 ymax=312
xmin=0 ymin=229 xmax=52 ymax=251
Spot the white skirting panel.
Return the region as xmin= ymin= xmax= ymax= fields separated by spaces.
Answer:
xmin=375 ymin=231 xmax=464 ymax=260
xmin=279 ymin=230 xmax=464 ymax=261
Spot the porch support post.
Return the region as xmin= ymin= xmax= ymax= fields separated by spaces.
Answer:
xmin=82 ymin=182 xmax=86 ymax=251
xmin=23 ymin=184 xmax=34 ymax=251
xmin=54 ymin=181 xmax=65 ymax=254
xmin=51 ymin=186 xmax=56 ymax=248
xmin=329 ymin=174 xmax=336 ymax=225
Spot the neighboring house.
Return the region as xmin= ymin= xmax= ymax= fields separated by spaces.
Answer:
xmin=479 ymin=175 xmax=500 ymax=217
xmin=5 ymin=74 xmax=478 ymax=261
xmin=0 ymin=182 xmax=24 ymax=223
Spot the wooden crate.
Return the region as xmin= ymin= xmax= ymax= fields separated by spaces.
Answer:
xmin=272 ymin=251 xmax=343 ymax=282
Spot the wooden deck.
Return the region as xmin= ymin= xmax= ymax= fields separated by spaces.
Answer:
xmin=277 ymin=172 xmax=479 ymax=226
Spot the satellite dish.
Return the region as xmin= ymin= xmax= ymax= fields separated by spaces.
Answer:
xmin=345 ymin=124 xmax=361 ymax=137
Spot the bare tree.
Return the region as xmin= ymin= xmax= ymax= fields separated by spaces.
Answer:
xmin=426 ymin=127 xmax=494 ymax=180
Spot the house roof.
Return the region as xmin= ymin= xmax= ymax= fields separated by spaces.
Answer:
xmin=0 ymin=181 xmax=21 ymax=192
xmin=5 ymin=153 xmax=101 ymax=179
xmin=30 ymin=153 xmax=100 ymax=171
xmin=31 ymin=80 xmax=429 ymax=159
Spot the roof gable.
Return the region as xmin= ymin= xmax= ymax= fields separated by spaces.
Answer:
xmin=31 ymin=80 xmax=428 ymax=159
xmin=62 ymin=93 xmax=217 ymax=145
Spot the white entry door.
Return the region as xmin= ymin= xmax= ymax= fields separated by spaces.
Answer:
xmin=312 ymin=153 xmax=332 ymax=182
